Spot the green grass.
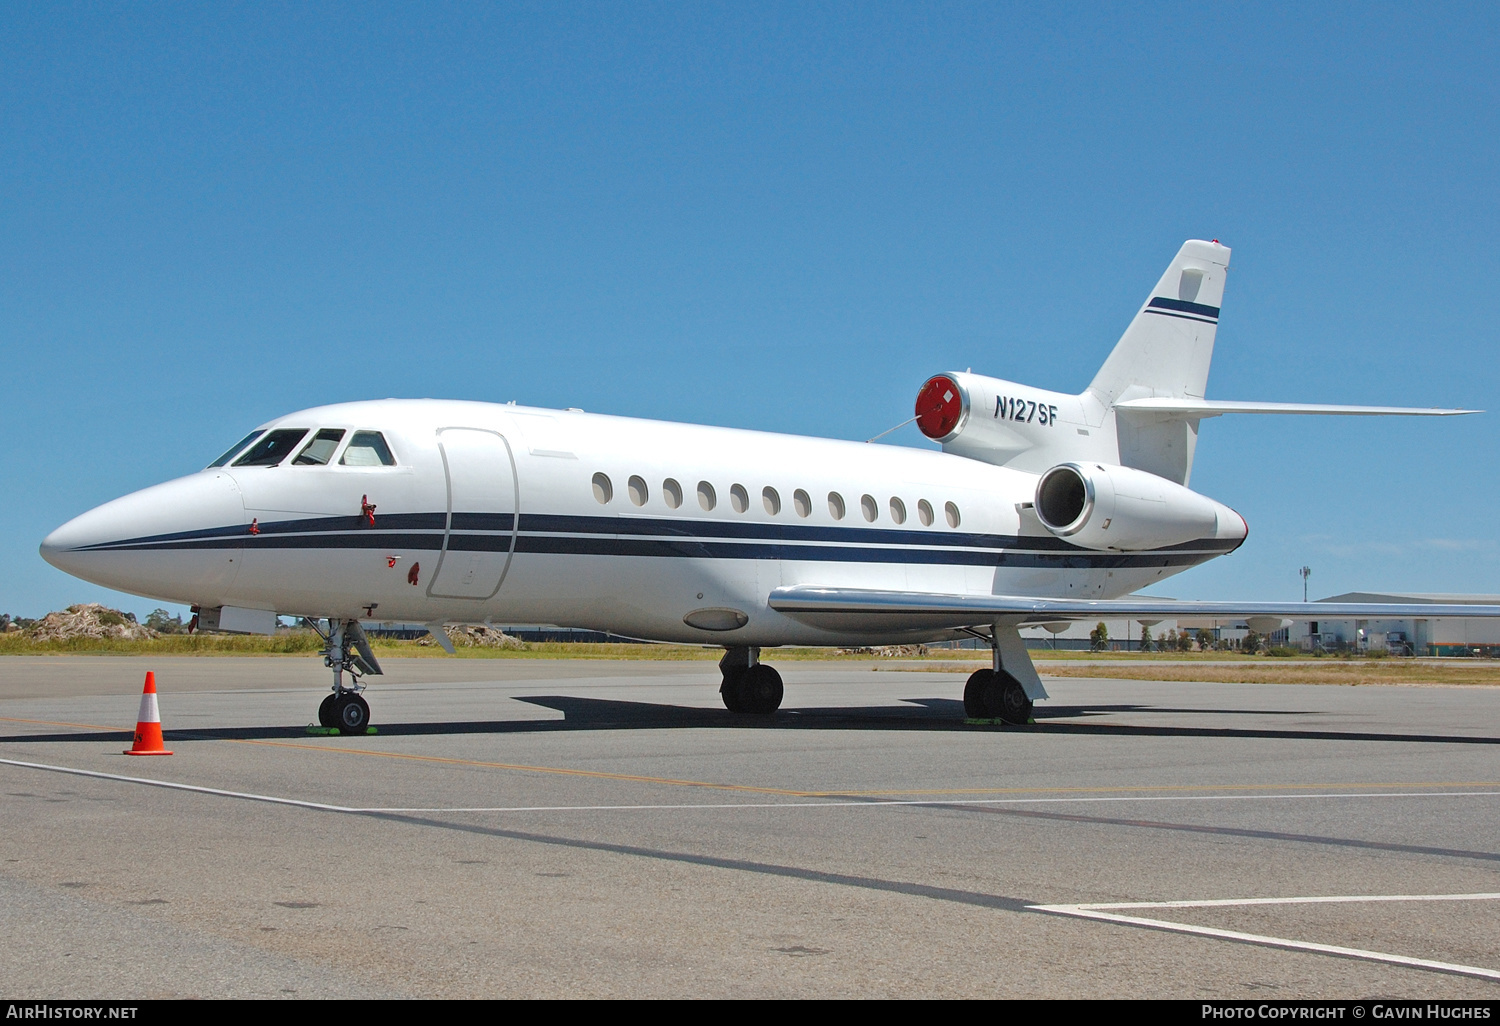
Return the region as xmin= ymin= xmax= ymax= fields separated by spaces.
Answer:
xmin=5 ymin=633 xmax=1493 ymax=687
xmin=0 ymin=632 xmax=944 ymax=661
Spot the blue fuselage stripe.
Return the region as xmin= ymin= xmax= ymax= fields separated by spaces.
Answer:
xmin=69 ymin=510 xmax=1238 ymax=569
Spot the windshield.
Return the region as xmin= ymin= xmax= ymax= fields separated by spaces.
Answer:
xmin=233 ymin=429 xmax=310 ymax=467
xmin=208 ymin=431 xmax=264 ymax=468
xmin=292 ymin=429 xmax=346 ymax=466
xmin=340 ymin=431 xmax=396 ymax=466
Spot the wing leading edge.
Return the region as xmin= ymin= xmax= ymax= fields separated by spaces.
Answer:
xmin=768 ymin=585 xmax=1500 ymax=633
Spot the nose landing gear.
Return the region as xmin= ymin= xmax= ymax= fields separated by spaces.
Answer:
xmin=311 ymin=618 xmax=383 ymax=732
xmin=317 ymin=691 xmax=371 ymax=732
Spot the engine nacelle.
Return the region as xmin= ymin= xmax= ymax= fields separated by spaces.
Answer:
xmin=914 ymin=371 xmax=1104 ymax=474
xmin=1033 ymin=462 xmax=1244 ymax=552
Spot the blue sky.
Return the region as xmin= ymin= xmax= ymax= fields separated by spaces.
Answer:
xmin=3 ymin=2 xmax=1497 ymax=618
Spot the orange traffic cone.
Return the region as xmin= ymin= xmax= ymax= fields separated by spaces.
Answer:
xmin=124 ymin=671 xmax=172 ymax=756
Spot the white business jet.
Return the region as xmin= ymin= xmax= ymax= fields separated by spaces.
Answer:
xmin=41 ymin=240 xmax=1498 ymax=732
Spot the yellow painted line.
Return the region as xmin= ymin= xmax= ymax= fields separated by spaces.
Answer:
xmin=0 ymin=715 xmax=119 ymax=730
xmin=5 ymin=714 xmax=1500 ymax=800
xmin=231 ymin=736 xmax=820 ymax=795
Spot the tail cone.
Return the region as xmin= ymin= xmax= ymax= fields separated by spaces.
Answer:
xmin=124 ymin=671 xmax=172 ymax=756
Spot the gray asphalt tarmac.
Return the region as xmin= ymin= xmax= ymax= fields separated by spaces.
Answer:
xmin=1 ymin=655 xmax=1498 ymax=999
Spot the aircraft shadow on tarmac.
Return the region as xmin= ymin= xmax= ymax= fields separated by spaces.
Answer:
xmin=3 ymin=695 xmax=1498 ymax=747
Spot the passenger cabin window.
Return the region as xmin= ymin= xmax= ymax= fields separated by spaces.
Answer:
xmin=234 ymin=429 xmax=310 ymax=467
xmin=340 ymin=431 xmax=396 ymax=466
xmin=209 ymin=430 xmax=264 ymax=468
xmin=663 ymin=478 xmax=683 ymax=509
xmin=293 ymin=429 xmax=346 ymax=466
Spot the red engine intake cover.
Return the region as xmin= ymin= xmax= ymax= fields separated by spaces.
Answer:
xmin=915 ymin=375 xmax=966 ymax=440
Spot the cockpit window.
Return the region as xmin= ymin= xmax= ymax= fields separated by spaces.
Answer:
xmin=292 ymin=429 xmax=346 ymax=466
xmin=340 ymin=431 xmax=396 ymax=466
xmin=233 ymin=429 xmax=310 ymax=467
xmin=208 ymin=431 xmax=264 ymax=468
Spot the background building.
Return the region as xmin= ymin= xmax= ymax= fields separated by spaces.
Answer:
xmin=1287 ymin=593 xmax=1500 ymax=656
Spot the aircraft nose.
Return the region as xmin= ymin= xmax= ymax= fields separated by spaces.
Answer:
xmin=39 ymin=514 xmax=102 ymax=578
xmin=40 ymin=472 xmax=246 ymax=596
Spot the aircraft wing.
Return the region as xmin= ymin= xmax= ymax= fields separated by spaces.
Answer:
xmin=1112 ymin=398 xmax=1479 ymax=418
xmin=767 ymin=585 xmax=1500 ymax=633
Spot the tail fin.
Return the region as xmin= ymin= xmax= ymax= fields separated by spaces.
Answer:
xmin=1088 ymin=240 xmax=1231 ymax=408
xmin=1088 ymin=240 xmax=1231 ymax=486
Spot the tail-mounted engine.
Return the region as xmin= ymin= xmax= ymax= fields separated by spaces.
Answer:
xmin=1033 ymin=461 xmax=1245 ymax=552
xmin=915 ymin=372 xmax=1101 ymax=474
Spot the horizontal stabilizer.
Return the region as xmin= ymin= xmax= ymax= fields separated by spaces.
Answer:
xmin=1113 ymin=398 xmax=1479 ymax=419
xmin=769 ymin=585 xmax=1500 ymax=633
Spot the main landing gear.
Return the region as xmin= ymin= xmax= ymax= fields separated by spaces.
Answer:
xmin=719 ymin=646 xmax=783 ymax=714
xmin=309 ymin=618 xmax=384 ymax=732
xmin=962 ymin=628 xmax=1034 ymax=725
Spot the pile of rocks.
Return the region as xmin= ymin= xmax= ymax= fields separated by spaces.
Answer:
xmin=836 ymin=644 xmax=929 ymax=657
xmin=27 ymin=604 xmax=159 ymax=642
xmin=418 ymin=624 xmax=527 ymax=650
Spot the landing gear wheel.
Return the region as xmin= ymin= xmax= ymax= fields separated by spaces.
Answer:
xmin=963 ymin=669 xmax=1032 ymax=724
xmin=960 ymin=669 xmax=996 ymax=717
xmin=739 ymin=664 xmax=783 ymax=714
xmin=720 ymin=665 xmax=783 ymax=714
xmin=318 ymin=694 xmax=337 ymax=728
xmin=996 ymin=675 xmax=1033 ymax=725
xmin=333 ymin=693 xmax=370 ymax=733
xmin=719 ymin=669 xmax=747 ymax=712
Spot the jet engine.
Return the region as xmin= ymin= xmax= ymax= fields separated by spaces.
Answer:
xmin=1033 ymin=462 xmax=1242 ymax=552
xmin=912 ymin=372 xmax=1104 ymax=474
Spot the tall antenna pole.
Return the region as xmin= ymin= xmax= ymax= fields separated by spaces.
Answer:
xmin=1299 ymin=565 xmax=1312 ymax=603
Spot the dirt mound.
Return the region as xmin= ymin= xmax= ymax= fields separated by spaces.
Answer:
xmin=418 ymin=624 xmax=527 ymax=650
xmin=28 ymin=604 xmax=159 ymax=642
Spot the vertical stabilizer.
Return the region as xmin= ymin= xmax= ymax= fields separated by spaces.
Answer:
xmin=1088 ymin=240 xmax=1231 ymax=485
xmin=1089 ymin=240 xmax=1230 ymax=407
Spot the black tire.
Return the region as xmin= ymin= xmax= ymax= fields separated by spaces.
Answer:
xmin=318 ymin=694 xmax=337 ymax=728
xmin=996 ymin=673 xmax=1033 ymax=725
xmin=719 ymin=669 xmax=746 ymax=712
xmin=334 ymin=693 xmax=370 ymax=732
xmin=740 ymin=664 xmax=783 ymax=714
xmin=963 ymin=669 xmax=996 ymax=719
xmin=963 ymin=669 xmax=1032 ymax=723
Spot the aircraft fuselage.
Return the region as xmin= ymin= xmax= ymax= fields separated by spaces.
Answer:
xmin=41 ymin=398 xmax=1245 ymax=646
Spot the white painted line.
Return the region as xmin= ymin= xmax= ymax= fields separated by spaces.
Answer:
xmin=3 ymin=756 xmax=1500 ymax=815
xmin=1071 ymin=892 xmax=1500 ymax=911
xmin=0 ymin=757 xmax=360 ymax=813
xmin=1031 ymin=896 xmax=1500 ymax=982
